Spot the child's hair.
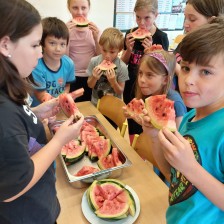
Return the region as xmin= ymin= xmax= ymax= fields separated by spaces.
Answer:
xmin=0 ymin=0 xmax=41 ymax=104
xmin=186 ymin=0 xmax=224 ymax=18
xmin=180 ymin=16 xmax=224 ymax=66
xmin=99 ymin=27 xmax=124 ymax=51
xmin=134 ymin=0 xmax=158 ymax=14
xmin=67 ymin=0 xmax=90 ymax=9
xmin=41 ymin=17 xmax=69 ymax=47
xmin=136 ymin=48 xmax=176 ymax=99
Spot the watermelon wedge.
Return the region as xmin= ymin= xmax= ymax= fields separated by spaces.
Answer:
xmin=98 ymin=60 xmax=117 ymax=71
xmin=126 ymin=98 xmax=145 ymax=116
xmin=73 ymin=16 xmax=89 ymax=27
xmin=132 ymin=28 xmax=151 ymax=41
xmin=75 ymin=166 xmax=100 ymax=176
xmin=145 ymin=94 xmax=176 ymax=131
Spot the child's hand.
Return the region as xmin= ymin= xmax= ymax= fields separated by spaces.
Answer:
xmin=158 ymin=128 xmax=197 ymax=174
xmin=142 ymin=35 xmax=153 ymax=49
xmin=67 ymin=21 xmax=76 ymax=30
xmin=125 ymin=33 xmax=135 ymax=51
xmin=53 ymin=114 xmax=84 ymax=147
xmin=88 ymin=22 xmax=100 ymax=41
xmin=122 ymin=106 xmax=132 ymax=119
xmin=105 ymin=68 xmax=116 ymax=84
xmin=92 ymin=66 xmax=102 ymax=80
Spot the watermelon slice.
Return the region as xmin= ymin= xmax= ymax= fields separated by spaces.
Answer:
xmin=75 ymin=166 xmax=100 ymax=176
xmin=145 ymin=94 xmax=176 ymax=131
xmin=73 ymin=16 xmax=89 ymax=27
xmin=58 ymin=93 xmax=81 ymax=119
xmin=98 ymin=60 xmax=117 ymax=71
xmin=126 ymin=98 xmax=145 ymax=116
xmin=132 ymin=28 xmax=151 ymax=41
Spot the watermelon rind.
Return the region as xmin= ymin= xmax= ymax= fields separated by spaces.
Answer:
xmin=65 ymin=144 xmax=86 ymax=163
xmin=126 ymin=188 xmax=136 ymax=217
xmin=73 ymin=17 xmax=89 ymax=27
xmin=97 ymin=179 xmax=126 ymax=188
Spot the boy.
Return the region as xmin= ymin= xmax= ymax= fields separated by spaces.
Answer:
xmin=87 ymin=27 xmax=129 ymax=106
xmin=31 ymin=17 xmax=75 ymax=106
xmin=142 ymin=17 xmax=224 ymax=223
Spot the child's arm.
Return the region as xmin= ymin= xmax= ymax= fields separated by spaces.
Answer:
xmin=64 ymin=83 xmax=70 ymax=94
xmin=159 ymin=128 xmax=224 ymax=210
xmin=105 ymin=69 xmax=124 ymax=95
xmin=34 ymin=90 xmax=53 ymax=103
xmin=121 ymin=33 xmax=135 ymax=64
xmin=87 ymin=66 xmax=102 ymax=88
xmin=142 ymin=110 xmax=172 ymax=181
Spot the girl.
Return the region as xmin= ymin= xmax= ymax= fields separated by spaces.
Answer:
xmin=0 ymin=0 xmax=84 ymax=223
xmin=142 ymin=18 xmax=224 ymax=223
xmin=123 ymin=45 xmax=186 ymax=139
xmin=174 ymin=0 xmax=224 ymax=91
xmin=66 ymin=0 xmax=101 ymax=102
xmin=121 ymin=0 xmax=169 ymax=134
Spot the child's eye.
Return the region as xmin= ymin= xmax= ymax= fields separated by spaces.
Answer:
xmin=61 ymin=43 xmax=67 ymax=47
xmin=181 ymin=66 xmax=190 ymax=72
xmin=49 ymin=42 xmax=56 ymax=46
xmin=202 ymin=69 xmax=211 ymax=76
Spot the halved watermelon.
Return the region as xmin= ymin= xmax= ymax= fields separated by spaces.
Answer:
xmin=59 ymin=93 xmax=81 ymax=118
xmin=98 ymin=60 xmax=116 ymax=71
xmin=73 ymin=16 xmax=89 ymax=27
xmin=126 ymin=98 xmax=145 ymax=116
xmin=132 ymin=28 xmax=151 ymax=41
xmin=145 ymin=94 xmax=176 ymax=131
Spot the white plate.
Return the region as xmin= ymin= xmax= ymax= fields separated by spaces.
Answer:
xmin=81 ymin=185 xmax=140 ymax=224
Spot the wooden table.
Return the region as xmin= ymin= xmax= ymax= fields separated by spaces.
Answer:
xmin=55 ymin=101 xmax=169 ymax=224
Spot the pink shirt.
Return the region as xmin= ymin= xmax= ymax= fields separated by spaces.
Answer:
xmin=67 ymin=23 xmax=97 ymax=77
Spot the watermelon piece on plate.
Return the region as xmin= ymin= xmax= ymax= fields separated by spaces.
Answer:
xmin=145 ymin=94 xmax=176 ymax=131
xmin=126 ymin=98 xmax=145 ymax=116
xmin=59 ymin=93 xmax=81 ymax=118
xmin=73 ymin=16 xmax=89 ymax=27
xmin=132 ymin=28 xmax=151 ymax=41
xmin=98 ymin=60 xmax=117 ymax=71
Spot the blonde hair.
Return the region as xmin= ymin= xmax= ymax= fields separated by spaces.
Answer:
xmin=134 ymin=0 xmax=158 ymax=14
xmin=136 ymin=50 xmax=176 ymax=99
xmin=99 ymin=27 xmax=124 ymax=51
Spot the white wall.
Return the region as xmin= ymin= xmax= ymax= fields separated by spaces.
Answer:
xmin=27 ymin=0 xmax=114 ymax=31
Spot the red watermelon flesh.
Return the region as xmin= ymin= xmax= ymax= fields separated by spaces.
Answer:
xmin=98 ymin=60 xmax=116 ymax=71
xmin=73 ymin=16 xmax=89 ymax=27
xmin=97 ymin=154 xmax=115 ymax=170
xmin=145 ymin=94 xmax=176 ymax=131
xmin=112 ymin=147 xmax=122 ymax=166
xmin=132 ymin=28 xmax=151 ymax=40
xmin=126 ymin=98 xmax=145 ymax=116
xmin=59 ymin=93 xmax=80 ymax=117
xmin=75 ymin=166 xmax=100 ymax=176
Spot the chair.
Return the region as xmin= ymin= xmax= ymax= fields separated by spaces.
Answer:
xmin=97 ymin=95 xmax=128 ymax=137
xmin=131 ymin=132 xmax=159 ymax=169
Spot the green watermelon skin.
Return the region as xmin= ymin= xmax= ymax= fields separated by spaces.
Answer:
xmin=145 ymin=94 xmax=176 ymax=131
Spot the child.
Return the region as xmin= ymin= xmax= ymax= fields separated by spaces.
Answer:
xmin=66 ymin=0 xmax=101 ymax=102
xmin=31 ymin=17 xmax=75 ymax=106
xmin=123 ymin=45 xmax=187 ymax=138
xmin=173 ymin=0 xmax=224 ymax=92
xmin=87 ymin=27 xmax=129 ymax=107
xmin=0 ymin=1 xmax=84 ymax=223
xmin=121 ymin=0 xmax=169 ymax=106
xmin=143 ymin=18 xmax=224 ymax=223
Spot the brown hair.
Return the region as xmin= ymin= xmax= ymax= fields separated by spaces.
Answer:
xmin=134 ymin=0 xmax=158 ymax=14
xmin=180 ymin=16 xmax=224 ymax=65
xmin=67 ymin=0 xmax=90 ymax=9
xmin=186 ymin=0 xmax=224 ymax=18
xmin=135 ymin=50 xmax=176 ymax=99
xmin=99 ymin=27 xmax=124 ymax=51
xmin=0 ymin=0 xmax=41 ymax=104
xmin=41 ymin=17 xmax=69 ymax=47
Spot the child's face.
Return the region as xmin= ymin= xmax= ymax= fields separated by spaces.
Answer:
xmin=68 ymin=0 xmax=90 ymax=19
xmin=179 ymin=54 xmax=224 ymax=110
xmin=184 ymin=4 xmax=210 ymax=33
xmin=135 ymin=8 xmax=158 ymax=30
xmin=137 ymin=61 xmax=167 ymax=96
xmin=100 ymin=46 xmax=120 ymax=62
xmin=43 ymin=36 xmax=67 ymax=62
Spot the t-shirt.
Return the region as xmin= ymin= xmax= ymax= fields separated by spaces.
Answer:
xmin=86 ymin=55 xmax=129 ymax=106
xmin=167 ymin=108 xmax=224 ymax=224
xmin=31 ymin=55 xmax=75 ymax=106
xmin=67 ymin=22 xmax=98 ymax=77
xmin=0 ymin=91 xmax=60 ymax=223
